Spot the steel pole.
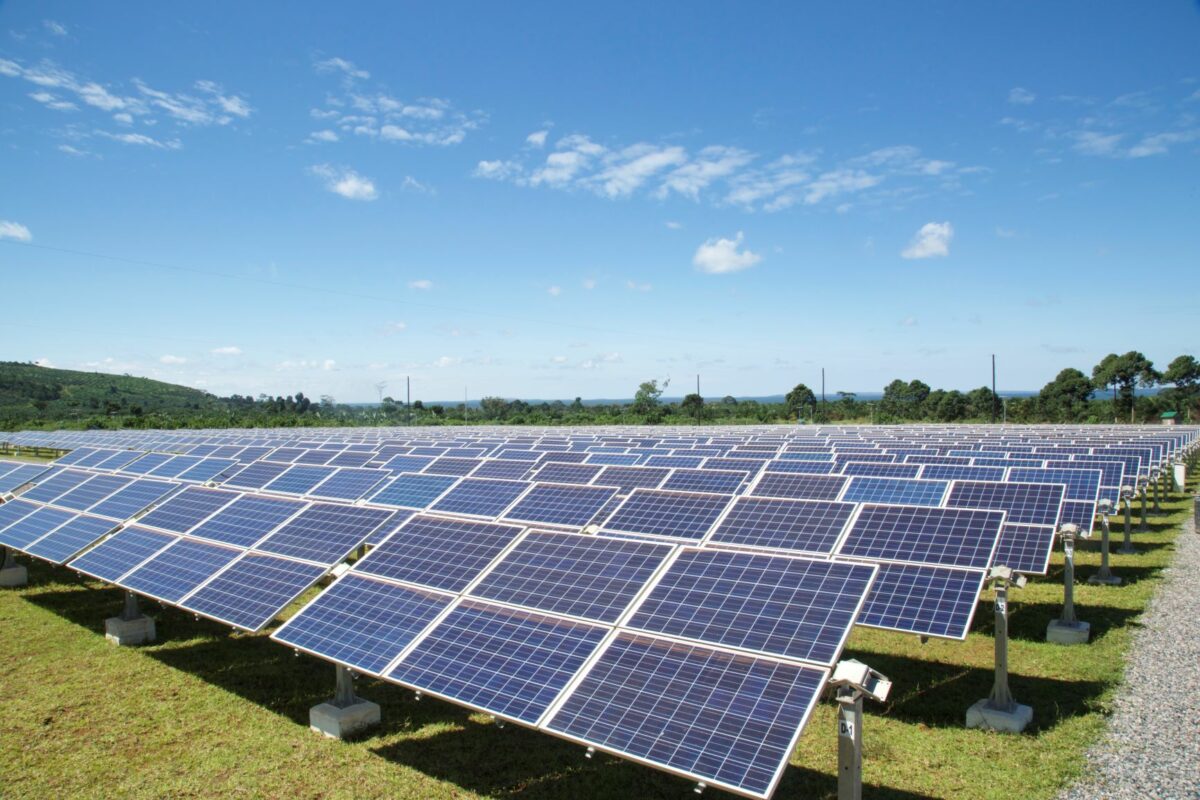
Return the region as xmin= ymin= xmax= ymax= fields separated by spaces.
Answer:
xmin=837 ymin=688 xmax=864 ymax=800
xmin=1060 ymin=534 xmax=1077 ymax=625
xmin=987 ymin=582 xmax=1013 ymax=711
xmin=334 ymin=664 xmax=357 ymax=708
xmin=1120 ymin=498 xmax=1136 ymax=554
xmin=1139 ymin=487 xmax=1149 ymax=532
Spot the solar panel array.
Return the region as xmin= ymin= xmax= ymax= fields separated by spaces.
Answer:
xmin=0 ymin=422 xmax=1193 ymax=799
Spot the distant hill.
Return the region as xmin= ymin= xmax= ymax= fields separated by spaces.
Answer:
xmin=0 ymin=361 xmax=222 ymax=428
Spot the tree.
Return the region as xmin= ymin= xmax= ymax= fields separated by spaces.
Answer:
xmin=1093 ymin=351 xmax=1160 ymax=422
xmin=785 ymin=383 xmax=816 ymax=420
xmin=631 ymin=380 xmax=665 ymax=418
xmin=1039 ymin=368 xmax=1093 ymax=422
xmin=681 ymin=392 xmax=705 ymax=422
xmin=1163 ymin=355 xmax=1200 ymax=420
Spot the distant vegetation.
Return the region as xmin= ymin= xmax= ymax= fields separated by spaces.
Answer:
xmin=1 ymin=351 xmax=1197 ymax=431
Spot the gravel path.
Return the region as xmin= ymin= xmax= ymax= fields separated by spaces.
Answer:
xmin=1056 ymin=509 xmax=1200 ymax=800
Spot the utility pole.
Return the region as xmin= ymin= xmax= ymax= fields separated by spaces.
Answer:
xmin=991 ymin=354 xmax=997 ymax=423
xmin=406 ymin=375 xmax=411 ymax=426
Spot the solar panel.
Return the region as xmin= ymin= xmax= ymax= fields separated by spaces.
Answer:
xmin=1008 ymin=468 xmax=1101 ymax=502
xmin=221 ymin=461 xmax=290 ymax=490
xmin=945 ymin=480 xmax=1065 ymax=527
xmin=327 ymin=451 xmax=374 ymax=468
xmin=531 ymin=462 xmax=603 ymax=484
xmin=644 ymin=455 xmax=705 ymax=468
xmin=53 ymin=447 xmax=98 ymax=466
xmin=121 ymin=452 xmax=176 ymax=475
xmin=293 ymin=449 xmax=337 ymax=465
xmin=590 ymin=465 xmax=669 ymax=494
xmin=627 ymin=549 xmax=874 ymax=665
xmin=308 ymin=468 xmax=388 ymax=501
xmin=751 ymin=472 xmax=848 ymax=500
xmin=423 ymin=457 xmax=483 ymax=476
xmin=188 ymin=494 xmax=305 ymax=548
xmin=176 ymin=458 xmax=239 ymax=483
xmin=841 ymin=477 xmax=948 ymax=507
xmin=179 ymin=553 xmax=327 ymax=631
xmin=50 ymin=474 xmax=133 ymax=512
xmin=470 ymin=459 xmax=532 ymax=480
xmin=273 ymin=574 xmax=452 ymax=674
xmin=661 ymin=468 xmax=746 ymax=494
xmin=1060 ymin=501 xmax=1099 ymax=532
xmin=708 ymin=497 xmax=855 ymax=554
xmin=603 ymin=489 xmax=732 ymax=541
xmin=853 ymin=562 xmax=986 ymax=639
xmin=992 ymin=523 xmax=1056 ymax=574
xmin=73 ymin=449 xmax=122 ymax=468
xmin=0 ymin=464 xmax=52 ymax=493
xmin=354 ymin=515 xmax=524 ymax=592
xmin=69 ymin=526 xmax=176 ymax=582
xmin=88 ymin=479 xmax=178 ymax=521
xmin=0 ymin=505 xmax=76 ymax=550
xmin=841 ymin=462 xmax=923 ymax=479
xmin=761 ymin=459 xmax=838 ymax=474
xmin=368 ymin=472 xmax=458 ymax=509
xmin=381 ymin=454 xmax=437 ymax=473
xmin=24 ymin=515 xmax=117 ymax=564
xmin=838 ymin=505 xmax=1004 ymax=569
xmin=470 ymin=531 xmax=673 ymax=622
xmin=121 ymin=538 xmax=242 ymax=603
xmin=137 ymin=487 xmax=239 ymax=534
xmin=148 ymin=455 xmax=205 ymax=478
xmin=545 ymin=633 xmax=827 ymax=799
xmin=429 ymin=478 xmax=529 ymax=518
xmin=918 ymin=464 xmax=1006 ymax=482
xmin=20 ymin=469 xmax=94 ymax=503
xmin=501 ymin=483 xmax=617 ymax=528
xmin=263 ymin=465 xmax=337 ymax=496
xmin=585 ymin=453 xmax=642 ymax=466
xmin=389 ymin=600 xmax=610 ymax=726
xmin=256 ymin=503 xmax=396 ymax=566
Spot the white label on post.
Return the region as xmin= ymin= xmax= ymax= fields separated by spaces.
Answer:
xmin=839 ymin=719 xmax=855 ymax=739
xmin=996 ymin=595 xmax=1007 ymax=616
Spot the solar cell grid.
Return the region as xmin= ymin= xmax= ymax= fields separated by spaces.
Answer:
xmin=751 ymin=472 xmax=848 ymax=500
xmin=120 ymin=453 xmax=176 ymax=475
xmin=176 ymin=458 xmax=239 ymax=483
xmin=423 ymin=457 xmax=483 ymax=477
xmin=179 ymin=552 xmax=327 ymax=631
xmin=708 ymin=496 xmax=854 ymax=554
xmin=429 ymin=477 xmax=529 ymax=518
xmin=627 ymin=548 xmax=874 ymax=665
xmin=0 ymin=464 xmax=53 ymax=494
xmin=387 ymin=600 xmax=609 ymax=725
xmin=854 ymin=562 xmax=985 ymax=639
xmin=368 ymin=472 xmax=459 ymax=509
xmin=1007 ymin=467 xmax=1101 ymax=502
xmin=121 ymin=538 xmax=242 ymax=603
xmin=992 ymin=523 xmax=1056 ymax=574
xmin=838 ymin=505 xmax=1004 ymax=569
xmin=20 ymin=469 xmax=95 ymax=504
xmin=355 ymin=514 xmax=524 ymax=592
xmin=69 ymin=526 xmax=177 ymax=582
xmin=88 ymin=479 xmax=178 ymax=521
xmin=590 ymin=465 xmax=668 ymax=494
xmin=148 ymin=455 xmax=204 ymax=478
xmin=273 ymin=575 xmax=452 ymax=674
xmin=308 ymin=468 xmax=388 ymax=501
xmin=263 ymin=465 xmax=337 ymax=496
xmin=137 ymin=487 xmax=239 ymax=534
xmin=51 ymin=474 xmax=133 ymax=511
xmin=841 ymin=477 xmax=948 ymax=507
xmin=221 ymin=460 xmax=290 ymax=489
xmin=945 ymin=480 xmax=1065 ymax=527
xmin=0 ymin=505 xmax=76 ymax=550
xmin=602 ymin=489 xmax=732 ymax=541
xmin=841 ymin=462 xmax=922 ymax=479
xmin=531 ymin=462 xmax=603 ymax=484
xmin=381 ymin=454 xmax=437 ymax=473
xmin=918 ymin=464 xmax=1006 ymax=482
xmin=546 ymin=633 xmax=827 ymax=799
xmin=188 ymin=493 xmax=305 ymax=548
xmin=256 ymin=503 xmax=396 ymax=566
xmin=501 ymin=483 xmax=617 ymax=528
xmin=661 ymin=468 xmax=747 ymax=494
xmin=73 ymin=449 xmax=122 ymax=468
xmin=470 ymin=531 xmax=673 ymax=622
xmin=24 ymin=514 xmax=117 ymax=564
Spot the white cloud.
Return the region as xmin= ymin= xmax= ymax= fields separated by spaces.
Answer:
xmin=401 ymin=175 xmax=432 ymax=193
xmin=803 ymin=169 xmax=882 ymax=205
xmin=657 ymin=145 xmax=753 ymax=199
xmin=995 ymin=226 xmax=1017 ymax=239
xmin=385 ymin=321 xmax=408 ymax=334
xmin=475 ymin=159 xmax=521 ymax=180
xmin=900 ymin=316 xmax=918 ymax=327
xmin=433 ymin=356 xmax=460 ymax=368
xmin=901 ymin=221 xmax=954 ymax=259
xmin=43 ymin=20 xmax=68 ymax=36
xmin=307 ymin=129 xmax=339 ymax=143
xmin=95 ymin=131 xmax=182 ymax=149
xmin=322 ymin=359 xmax=337 ymax=371
xmin=582 ymin=278 xmax=596 ymax=290
xmin=0 ymin=220 xmax=33 ymax=242
xmin=211 ymin=346 xmax=242 ymax=356
xmin=34 ymin=357 xmax=54 ymax=368
xmin=309 ymin=164 xmax=378 ymax=200
xmin=551 ymin=355 xmax=568 ymax=364
xmin=1072 ymin=131 xmax=1123 ymax=156
xmin=193 ymin=80 xmax=252 ymax=119
xmin=525 ymin=130 xmax=548 ymax=148
xmin=29 ymin=91 xmax=76 ymax=111
xmin=1127 ymin=129 xmax=1200 ymax=158
xmin=692 ymin=231 xmax=762 ymax=274
xmin=1008 ymin=87 xmax=1036 ymax=105
xmin=589 ymin=143 xmax=687 ymax=198
xmin=625 ymin=280 xmax=653 ymax=292
xmin=159 ymin=354 xmax=187 ymax=365
xmin=57 ymin=144 xmax=89 ymax=156
xmin=409 ymin=279 xmax=433 ymax=290
xmin=314 ymin=57 xmax=370 ymax=81
xmin=664 ymin=221 xmax=683 ymax=230
xmin=547 ymin=285 xmax=562 ymax=296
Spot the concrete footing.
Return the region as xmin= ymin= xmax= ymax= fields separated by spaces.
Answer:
xmin=0 ymin=564 xmax=28 ymax=587
xmin=965 ymin=699 xmax=1033 ymax=733
xmin=1046 ymin=619 xmax=1090 ymax=645
xmin=309 ymin=699 xmax=381 ymax=739
xmin=1088 ymin=573 xmax=1122 ymax=586
xmin=104 ymin=614 xmax=156 ymax=646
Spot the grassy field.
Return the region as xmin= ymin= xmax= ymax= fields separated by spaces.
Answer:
xmin=0 ymin=474 xmax=1194 ymax=800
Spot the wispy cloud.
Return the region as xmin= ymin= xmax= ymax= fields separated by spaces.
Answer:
xmin=525 ymin=129 xmax=548 ymax=148
xmin=1008 ymin=87 xmax=1036 ymax=105
xmin=693 ymin=231 xmax=762 ymax=274
xmin=409 ymin=279 xmax=433 ymax=290
xmin=159 ymin=354 xmax=187 ymax=365
xmin=309 ymin=164 xmax=378 ymax=200
xmin=95 ymin=130 xmax=182 ymax=149
xmin=901 ymin=221 xmax=953 ymax=259
xmin=0 ymin=220 xmax=33 ymax=242
xmin=43 ymin=20 xmax=68 ymax=37
xmin=547 ymin=285 xmax=563 ymax=296
xmin=310 ymin=56 xmax=483 ymax=147
xmin=211 ymin=346 xmax=242 ymax=356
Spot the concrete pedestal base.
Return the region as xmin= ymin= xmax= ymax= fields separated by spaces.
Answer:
xmin=1046 ymin=619 xmax=1090 ymax=644
xmin=0 ymin=564 xmax=28 ymax=587
xmin=965 ymin=699 xmax=1033 ymax=733
xmin=310 ymin=699 xmax=380 ymax=739
xmin=1088 ymin=574 xmax=1122 ymax=586
xmin=104 ymin=615 xmax=156 ymax=646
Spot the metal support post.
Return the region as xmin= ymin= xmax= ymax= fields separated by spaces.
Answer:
xmin=334 ymin=664 xmax=357 ymax=708
xmin=1151 ymin=470 xmax=1162 ymax=514
xmin=1048 ymin=524 xmax=1091 ymax=643
xmin=968 ymin=566 xmax=1032 ymax=731
xmin=121 ymin=591 xmax=144 ymax=621
xmin=830 ymin=660 xmax=891 ymax=800
xmin=1 ymin=546 xmax=14 ymax=571
xmin=1139 ymin=486 xmax=1148 ymax=532
xmin=1090 ymin=506 xmax=1121 ymax=586
xmin=1119 ymin=488 xmax=1136 ymax=555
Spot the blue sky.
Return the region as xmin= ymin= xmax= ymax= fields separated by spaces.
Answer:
xmin=1 ymin=3 xmax=1198 ymax=402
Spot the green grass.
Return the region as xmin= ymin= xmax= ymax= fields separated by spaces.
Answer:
xmin=1 ymin=476 xmax=1194 ymax=799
